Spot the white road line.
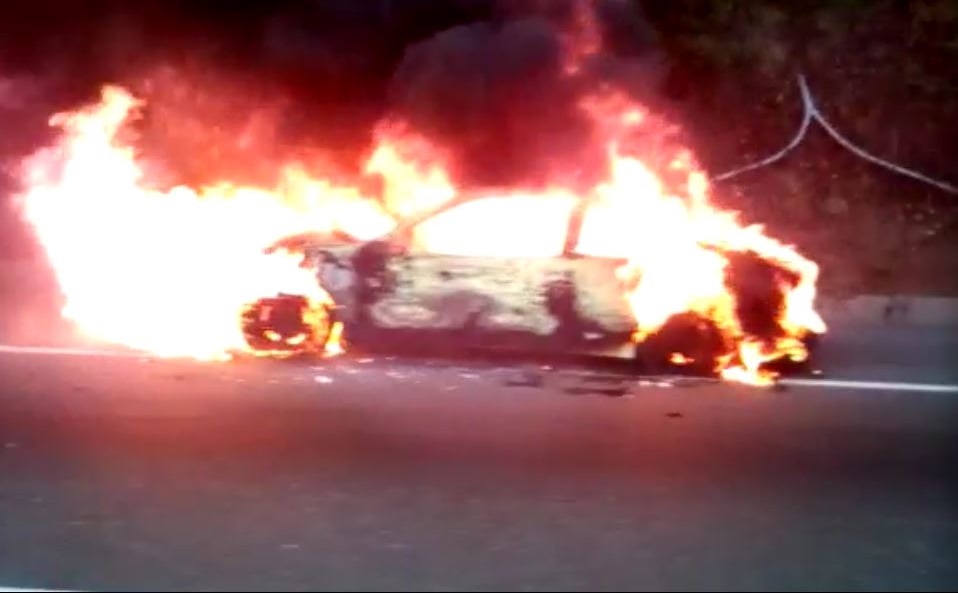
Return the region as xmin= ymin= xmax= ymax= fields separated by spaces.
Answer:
xmin=0 ymin=344 xmax=141 ymax=358
xmin=0 ymin=588 xmax=73 ymax=592
xmin=781 ymin=378 xmax=958 ymax=394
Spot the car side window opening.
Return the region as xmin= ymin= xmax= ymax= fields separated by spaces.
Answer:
xmin=411 ymin=195 xmax=577 ymax=258
xmin=572 ymin=201 xmax=640 ymax=259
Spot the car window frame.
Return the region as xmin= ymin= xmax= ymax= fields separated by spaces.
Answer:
xmin=386 ymin=191 xmax=588 ymax=259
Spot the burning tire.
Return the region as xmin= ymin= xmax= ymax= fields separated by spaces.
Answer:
xmin=634 ymin=311 xmax=821 ymax=378
xmin=633 ymin=313 xmax=728 ymax=375
xmin=240 ymin=294 xmax=332 ymax=355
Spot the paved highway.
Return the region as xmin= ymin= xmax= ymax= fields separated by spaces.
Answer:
xmin=0 ymin=325 xmax=956 ymax=591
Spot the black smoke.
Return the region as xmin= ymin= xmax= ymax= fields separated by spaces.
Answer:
xmin=390 ymin=17 xmax=603 ymax=188
xmin=388 ymin=1 xmax=668 ymax=188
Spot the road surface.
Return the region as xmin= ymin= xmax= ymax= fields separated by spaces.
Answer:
xmin=0 ymin=324 xmax=956 ymax=591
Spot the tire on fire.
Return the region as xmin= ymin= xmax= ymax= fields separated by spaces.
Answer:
xmin=241 ymin=294 xmax=333 ymax=355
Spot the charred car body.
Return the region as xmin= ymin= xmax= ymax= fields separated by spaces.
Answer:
xmin=241 ymin=193 xmax=819 ymax=376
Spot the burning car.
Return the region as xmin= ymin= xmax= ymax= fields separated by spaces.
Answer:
xmin=19 ymin=84 xmax=826 ymax=385
xmin=241 ymin=190 xmax=822 ymax=382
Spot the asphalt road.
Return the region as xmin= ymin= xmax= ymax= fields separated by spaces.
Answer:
xmin=0 ymin=325 xmax=956 ymax=591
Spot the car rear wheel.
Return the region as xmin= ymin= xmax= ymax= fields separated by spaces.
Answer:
xmin=634 ymin=313 xmax=821 ymax=377
xmin=633 ymin=313 xmax=727 ymax=376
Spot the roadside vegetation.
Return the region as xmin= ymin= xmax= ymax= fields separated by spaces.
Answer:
xmin=643 ymin=0 xmax=958 ymax=295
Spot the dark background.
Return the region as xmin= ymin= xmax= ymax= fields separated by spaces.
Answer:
xmin=1 ymin=0 xmax=956 ymax=292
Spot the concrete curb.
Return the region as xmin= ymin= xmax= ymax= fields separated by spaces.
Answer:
xmin=819 ymin=295 xmax=958 ymax=327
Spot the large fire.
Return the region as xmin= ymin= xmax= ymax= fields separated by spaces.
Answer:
xmin=15 ymin=80 xmax=825 ymax=383
xmin=14 ymin=3 xmax=826 ymax=385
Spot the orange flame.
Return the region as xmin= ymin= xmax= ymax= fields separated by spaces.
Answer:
xmin=16 ymin=76 xmax=825 ymax=383
xmin=17 ymin=86 xmax=375 ymax=360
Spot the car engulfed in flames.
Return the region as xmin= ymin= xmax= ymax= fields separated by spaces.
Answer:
xmin=240 ymin=183 xmax=824 ymax=385
xmin=15 ymin=71 xmax=825 ymax=385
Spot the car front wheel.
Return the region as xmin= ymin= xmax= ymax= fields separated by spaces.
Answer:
xmin=240 ymin=294 xmax=332 ymax=355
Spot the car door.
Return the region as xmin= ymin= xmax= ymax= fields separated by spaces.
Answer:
xmin=363 ymin=195 xmax=577 ymax=342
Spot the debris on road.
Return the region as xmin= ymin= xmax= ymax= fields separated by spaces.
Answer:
xmin=563 ymin=386 xmax=628 ymax=397
xmin=502 ymin=369 xmax=545 ymax=388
